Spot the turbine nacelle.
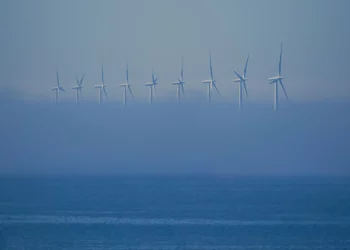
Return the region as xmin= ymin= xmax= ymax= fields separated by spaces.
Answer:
xmin=119 ymin=83 xmax=130 ymax=87
xmin=201 ymin=80 xmax=214 ymax=84
xmin=268 ymin=76 xmax=283 ymax=83
xmin=94 ymin=85 xmax=105 ymax=89
xmin=233 ymin=78 xmax=248 ymax=83
xmin=172 ymin=81 xmax=185 ymax=85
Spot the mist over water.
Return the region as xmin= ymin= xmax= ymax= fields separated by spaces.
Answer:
xmin=1 ymin=101 xmax=349 ymax=175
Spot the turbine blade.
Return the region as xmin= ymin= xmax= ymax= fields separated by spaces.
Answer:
xmin=128 ymin=86 xmax=135 ymax=100
xmin=181 ymin=56 xmax=184 ymax=81
xmin=103 ymin=87 xmax=108 ymax=98
xmin=181 ymin=83 xmax=185 ymax=97
xmin=56 ymin=71 xmax=60 ymax=87
xmin=59 ymin=87 xmax=66 ymax=92
xmin=102 ymin=61 xmax=104 ymax=84
xmin=243 ymin=81 xmax=248 ymax=98
xmin=209 ymin=53 xmax=213 ymax=80
xmin=80 ymin=73 xmax=85 ymax=86
xmin=126 ymin=60 xmax=129 ymax=83
xmin=244 ymin=54 xmax=250 ymax=78
xmin=279 ymin=43 xmax=283 ymax=76
xmin=213 ymin=83 xmax=221 ymax=96
xmin=153 ymin=84 xmax=156 ymax=97
xmin=279 ymin=79 xmax=289 ymax=101
xmin=233 ymin=69 xmax=244 ymax=81
xmin=75 ymin=74 xmax=80 ymax=85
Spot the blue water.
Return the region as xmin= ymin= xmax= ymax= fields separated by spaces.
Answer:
xmin=0 ymin=176 xmax=350 ymax=249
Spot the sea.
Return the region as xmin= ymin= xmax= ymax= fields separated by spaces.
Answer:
xmin=0 ymin=176 xmax=349 ymax=249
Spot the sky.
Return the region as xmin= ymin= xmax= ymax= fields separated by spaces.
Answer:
xmin=0 ymin=0 xmax=349 ymax=103
xmin=0 ymin=0 xmax=349 ymax=175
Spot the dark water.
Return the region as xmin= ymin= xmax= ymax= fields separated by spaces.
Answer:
xmin=0 ymin=176 xmax=349 ymax=249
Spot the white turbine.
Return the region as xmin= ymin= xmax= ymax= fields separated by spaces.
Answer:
xmin=119 ymin=61 xmax=135 ymax=107
xmin=51 ymin=71 xmax=66 ymax=104
xmin=201 ymin=54 xmax=221 ymax=103
xmin=233 ymin=55 xmax=250 ymax=111
xmin=172 ymin=57 xmax=186 ymax=102
xmin=268 ymin=43 xmax=289 ymax=111
xmin=72 ymin=74 xmax=85 ymax=104
xmin=144 ymin=69 xmax=158 ymax=106
xmin=94 ymin=62 xmax=108 ymax=104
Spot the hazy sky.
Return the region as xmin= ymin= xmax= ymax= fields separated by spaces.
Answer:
xmin=0 ymin=0 xmax=349 ymax=103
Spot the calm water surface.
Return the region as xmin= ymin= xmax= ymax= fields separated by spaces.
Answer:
xmin=0 ymin=176 xmax=349 ymax=249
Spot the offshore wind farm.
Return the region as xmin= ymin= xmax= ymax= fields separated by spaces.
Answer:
xmin=51 ymin=45 xmax=288 ymax=111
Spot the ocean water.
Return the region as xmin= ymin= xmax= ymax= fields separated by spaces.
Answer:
xmin=0 ymin=176 xmax=349 ymax=249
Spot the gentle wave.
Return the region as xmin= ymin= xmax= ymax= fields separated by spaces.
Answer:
xmin=91 ymin=246 xmax=350 ymax=250
xmin=5 ymin=243 xmax=350 ymax=250
xmin=1 ymin=215 xmax=350 ymax=226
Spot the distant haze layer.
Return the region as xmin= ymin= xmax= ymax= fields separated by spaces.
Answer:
xmin=1 ymin=102 xmax=349 ymax=175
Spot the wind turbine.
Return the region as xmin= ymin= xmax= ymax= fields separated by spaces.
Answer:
xmin=119 ymin=61 xmax=135 ymax=107
xmin=268 ymin=43 xmax=289 ymax=111
xmin=51 ymin=70 xmax=66 ymax=104
xmin=72 ymin=74 xmax=85 ymax=104
xmin=172 ymin=57 xmax=186 ymax=102
xmin=233 ymin=55 xmax=250 ymax=111
xmin=94 ymin=62 xmax=108 ymax=104
xmin=144 ymin=69 xmax=158 ymax=106
xmin=201 ymin=54 xmax=221 ymax=103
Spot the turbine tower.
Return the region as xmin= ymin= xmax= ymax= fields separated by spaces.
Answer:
xmin=172 ymin=57 xmax=186 ymax=102
xmin=201 ymin=54 xmax=221 ymax=103
xmin=72 ymin=74 xmax=85 ymax=104
xmin=119 ymin=61 xmax=135 ymax=107
xmin=51 ymin=71 xmax=66 ymax=104
xmin=94 ymin=62 xmax=108 ymax=104
xmin=233 ymin=55 xmax=250 ymax=111
xmin=268 ymin=44 xmax=289 ymax=111
xmin=144 ymin=69 xmax=158 ymax=106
